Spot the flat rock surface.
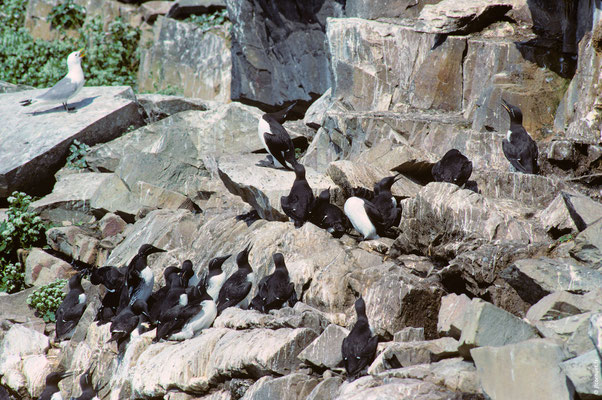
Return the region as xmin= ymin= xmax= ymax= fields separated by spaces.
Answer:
xmin=0 ymin=86 xmax=143 ymax=196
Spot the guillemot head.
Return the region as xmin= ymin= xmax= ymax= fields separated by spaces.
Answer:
xmin=501 ymin=99 xmax=523 ymax=125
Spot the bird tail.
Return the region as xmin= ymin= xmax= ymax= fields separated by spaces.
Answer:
xmin=19 ymin=99 xmax=34 ymax=107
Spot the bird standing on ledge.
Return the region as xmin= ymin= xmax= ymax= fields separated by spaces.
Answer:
xmin=501 ymin=99 xmax=538 ymax=174
xmin=20 ymin=49 xmax=85 ymax=113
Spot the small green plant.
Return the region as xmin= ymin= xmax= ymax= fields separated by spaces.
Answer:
xmin=184 ymin=9 xmax=228 ymax=30
xmin=27 ymin=279 xmax=67 ymax=322
xmin=148 ymin=83 xmax=183 ymax=96
xmin=0 ymin=191 xmax=46 ymax=293
xmin=557 ymin=233 xmax=575 ymax=243
xmin=295 ymin=147 xmax=304 ymax=159
xmin=66 ymin=139 xmax=90 ymax=169
xmin=0 ymin=262 xmax=26 ymax=293
xmin=48 ymin=0 xmax=86 ymax=30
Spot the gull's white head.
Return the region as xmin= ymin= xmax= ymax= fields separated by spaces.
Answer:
xmin=67 ymin=49 xmax=85 ymax=69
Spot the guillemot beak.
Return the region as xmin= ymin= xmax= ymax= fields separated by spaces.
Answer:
xmin=501 ymin=99 xmax=511 ymax=113
xmin=60 ymin=371 xmax=74 ymax=379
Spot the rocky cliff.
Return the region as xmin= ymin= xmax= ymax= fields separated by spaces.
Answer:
xmin=1 ymin=0 xmax=602 ymax=400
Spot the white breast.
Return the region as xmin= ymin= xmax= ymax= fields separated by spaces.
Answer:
xmin=506 ymin=130 xmax=513 ymax=142
xmin=258 ymin=118 xmax=271 ymax=153
xmin=238 ymin=272 xmax=255 ymax=309
xmin=344 ymin=197 xmax=379 ymax=240
xmin=78 ymin=293 xmax=86 ymax=304
xmin=169 ymin=300 xmax=217 ymax=341
xmin=51 ymin=392 xmax=63 ymax=400
xmin=179 ymin=293 xmax=188 ymax=307
xmin=207 ymin=272 xmax=226 ymax=301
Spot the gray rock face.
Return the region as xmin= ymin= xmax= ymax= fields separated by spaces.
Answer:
xmin=0 ymin=86 xmax=144 ymax=196
xmin=571 ymin=219 xmax=602 ymax=268
xmin=459 ymin=299 xmax=539 ymax=355
xmin=540 ymin=192 xmax=602 ymax=237
xmin=24 ymin=248 xmax=75 ymax=287
xmin=306 ymin=377 xmax=344 ymax=400
xmin=415 ymin=0 xmax=512 ymax=34
xmin=226 ymin=0 xmax=344 ymax=108
xmin=526 ymin=290 xmax=602 ymax=323
xmin=437 ymin=293 xmax=472 ymax=339
xmin=336 ymin=377 xmax=457 ymax=400
xmin=297 ymin=324 xmax=349 ymax=369
xmin=131 ymin=327 xmax=317 ymax=397
xmin=502 ymin=257 xmax=602 ymax=305
xmin=241 ymin=373 xmax=318 ymax=400
xmin=136 ymin=93 xmax=216 ymax=123
xmin=368 ymin=337 xmax=460 ymax=374
xmin=138 ymin=17 xmax=231 ymax=101
xmin=218 ymin=154 xmax=337 ymax=221
xmin=393 ymin=327 xmax=425 ymax=343
xmin=471 ymin=339 xmax=575 ymax=400
xmin=560 ymin=350 xmax=602 ymax=400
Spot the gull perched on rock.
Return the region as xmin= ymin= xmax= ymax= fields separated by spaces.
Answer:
xmin=20 ymin=49 xmax=85 ymax=112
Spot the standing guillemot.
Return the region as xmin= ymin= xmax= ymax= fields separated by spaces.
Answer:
xmin=341 ymin=297 xmax=378 ymax=382
xmin=281 ymin=163 xmax=315 ymax=228
xmin=55 ymin=272 xmax=86 ymax=341
xmin=309 ymin=189 xmax=348 ymax=238
xmin=249 ymin=253 xmax=295 ymax=313
xmin=118 ymin=244 xmax=165 ymax=314
xmin=216 ymin=244 xmax=254 ymax=314
xmin=257 ymin=102 xmax=298 ymax=170
xmin=108 ymin=299 xmax=150 ymax=355
xmin=501 ymin=99 xmax=538 ymax=174
xmin=167 ymin=286 xmax=218 ymax=341
xmin=431 ymin=149 xmax=473 ymax=187
xmin=199 ymin=254 xmax=231 ymax=301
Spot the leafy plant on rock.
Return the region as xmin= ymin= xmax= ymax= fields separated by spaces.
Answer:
xmin=66 ymin=139 xmax=90 ymax=169
xmin=27 ymin=279 xmax=67 ymax=322
xmin=184 ymin=9 xmax=228 ymax=30
xmin=0 ymin=192 xmax=47 ymax=293
xmin=48 ymin=0 xmax=86 ymax=30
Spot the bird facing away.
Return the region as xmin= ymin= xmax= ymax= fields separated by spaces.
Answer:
xmin=38 ymin=371 xmax=72 ymax=400
xmin=147 ymin=266 xmax=183 ymax=323
xmin=118 ymin=244 xmax=165 ymax=314
xmin=69 ymin=368 xmax=99 ymax=400
xmin=344 ymin=175 xmax=402 ymax=240
xmin=108 ymin=299 xmax=150 ymax=355
xmin=280 ymin=163 xmax=315 ymax=228
xmin=341 ymin=297 xmax=378 ymax=382
xmin=257 ymin=102 xmax=298 ymax=170
xmin=55 ymin=272 xmax=86 ymax=342
xmin=501 ymin=99 xmax=538 ymax=174
xmin=91 ymin=266 xmax=126 ymax=325
xmin=249 ymin=253 xmax=296 ymax=313
xmin=309 ymin=188 xmax=349 ymax=238
xmin=20 ymin=50 xmax=85 ymax=112
xmin=431 ymin=149 xmax=473 ymax=187
xmin=200 ymin=254 xmax=231 ymax=301
xmin=216 ymin=244 xmax=254 ymax=314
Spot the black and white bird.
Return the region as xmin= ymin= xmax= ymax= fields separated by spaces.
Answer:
xmin=147 ymin=266 xmax=182 ymax=322
xmin=167 ymin=287 xmax=217 ymax=341
xmin=179 ymin=260 xmax=195 ymax=288
xmin=309 ymin=189 xmax=348 ymax=238
xmin=216 ymin=244 xmax=254 ymax=314
xmin=249 ymin=253 xmax=296 ymax=313
xmin=501 ymin=99 xmax=538 ymax=174
xmin=38 ymin=371 xmax=72 ymax=400
xmin=341 ymin=297 xmax=378 ymax=382
xmin=431 ymin=149 xmax=473 ymax=187
xmin=55 ymin=272 xmax=86 ymax=341
xmin=69 ymin=368 xmax=98 ymax=400
xmin=118 ymin=244 xmax=165 ymax=314
xmin=20 ymin=50 xmax=85 ymax=112
xmin=108 ymin=299 xmax=150 ymax=355
xmin=344 ymin=175 xmax=402 ymax=240
xmin=257 ymin=102 xmax=298 ymax=170
xmin=281 ymin=163 xmax=315 ymax=228
xmin=199 ymin=255 xmax=231 ymax=301
xmin=90 ymin=265 xmax=125 ymax=324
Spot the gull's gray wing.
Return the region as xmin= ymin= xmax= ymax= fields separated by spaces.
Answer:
xmin=37 ymin=76 xmax=79 ymax=102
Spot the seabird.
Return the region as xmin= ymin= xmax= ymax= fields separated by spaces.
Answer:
xmin=216 ymin=244 xmax=254 ymax=314
xmin=341 ymin=297 xmax=378 ymax=382
xmin=501 ymin=99 xmax=538 ymax=174
xmin=147 ymin=266 xmax=182 ymax=322
xmin=108 ymin=299 xmax=150 ymax=355
xmin=20 ymin=50 xmax=85 ymax=112
xmin=257 ymin=102 xmax=298 ymax=169
xmin=167 ymin=287 xmax=217 ymax=341
xmin=38 ymin=371 xmax=72 ymax=400
xmin=55 ymin=272 xmax=87 ymax=341
xmin=249 ymin=253 xmax=295 ymax=313
xmin=199 ymin=255 xmax=231 ymax=301
xmin=69 ymin=368 xmax=99 ymax=400
xmin=281 ymin=163 xmax=315 ymax=228
xmin=344 ymin=175 xmax=402 ymax=240
xmin=118 ymin=244 xmax=165 ymax=314
xmin=179 ymin=260 xmax=195 ymax=287
xmin=309 ymin=189 xmax=348 ymax=238
xmin=431 ymin=149 xmax=473 ymax=187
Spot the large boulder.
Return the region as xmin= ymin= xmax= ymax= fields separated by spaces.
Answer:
xmin=137 ymin=17 xmax=231 ymax=101
xmin=415 ymin=0 xmax=513 ymax=34
xmin=297 ymin=324 xmax=349 ymax=369
xmin=336 ymin=377 xmax=458 ymax=400
xmin=471 ymin=339 xmax=575 ymax=400
xmin=241 ymin=373 xmax=318 ymax=400
xmin=226 ymin=0 xmax=344 ymax=108
xmin=560 ymin=350 xmax=602 ymax=399
xmin=0 ymin=86 xmax=144 ymax=196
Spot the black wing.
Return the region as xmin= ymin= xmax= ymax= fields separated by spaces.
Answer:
xmin=262 ymin=115 xmax=296 ymax=169
xmin=502 ymin=139 xmax=528 ymax=173
xmin=216 ymin=277 xmax=252 ymax=314
xmin=362 ymin=199 xmax=385 ymax=230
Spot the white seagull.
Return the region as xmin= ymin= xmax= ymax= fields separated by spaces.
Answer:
xmin=20 ymin=49 xmax=85 ymax=112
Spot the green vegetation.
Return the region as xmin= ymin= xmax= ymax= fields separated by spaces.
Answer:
xmin=557 ymin=233 xmax=575 ymax=243
xmin=66 ymin=139 xmax=90 ymax=169
xmin=27 ymin=279 xmax=67 ymax=322
xmin=0 ymin=192 xmax=47 ymax=293
xmin=0 ymin=0 xmax=140 ymax=88
xmin=184 ymin=9 xmax=228 ymax=30
xmin=48 ymin=0 xmax=86 ymax=30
